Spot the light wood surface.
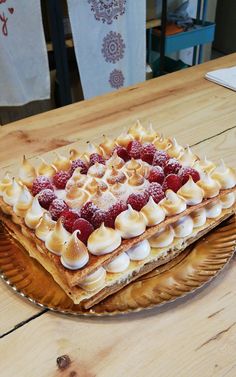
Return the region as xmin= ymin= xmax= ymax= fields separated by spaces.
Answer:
xmin=1 ymin=54 xmax=236 ymax=377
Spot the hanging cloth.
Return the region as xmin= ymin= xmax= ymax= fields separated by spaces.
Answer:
xmin=67 ymin=0 xmax=146 ymax=99
xmin=0 ymin=0 xmax=50 ymax=106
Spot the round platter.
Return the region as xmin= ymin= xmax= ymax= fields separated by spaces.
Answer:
xmin=0 ymin=216 xmax=235 ymax=316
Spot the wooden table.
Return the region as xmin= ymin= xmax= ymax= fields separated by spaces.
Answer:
xmin=1 ymin=54 xmax=236 ymax=377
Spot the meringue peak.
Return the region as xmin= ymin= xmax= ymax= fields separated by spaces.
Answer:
xmin=61 ymin=230 xmax=89 ymax=270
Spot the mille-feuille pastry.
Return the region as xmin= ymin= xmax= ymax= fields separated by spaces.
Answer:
xmin=0 ymin=121 xmax=235 ymax=309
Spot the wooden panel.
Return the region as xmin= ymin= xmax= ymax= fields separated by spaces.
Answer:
xmin=1 ymin=258 xmax=236 ymax=377
xmin=0 ymin=54 xmax=236 ymax=170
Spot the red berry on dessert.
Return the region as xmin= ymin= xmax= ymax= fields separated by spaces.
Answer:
xmin=90 ymin=153 xmax=105 ymax=166
xmin=140 ymin=143 xmax=156 ymax=164
xmin=53 ymin=171 xmax=71 ymax=189
xmin=70 ymin=159 xmax=88 ymax=175
xmin=32 ymin=176 xmax=54 ymax=196
xmin=152 ymin=150 xmax=170 ymax=167
xmin=91 ymin=210 xmax=107 ymax=228
xmin=146 ymin=182 xmax=165 ymax=203
xmin=127 ymin=140 xmax=142 ymax=159
xmin=80 ymin=201 xmax=99 ymax=222
xmin=38 ymin=189 xmax=56 ymax=209
xmin=178 ymin=167 xmax=200 ymax=184
xmin=162 ymin=174 xmax=182 ymax=192
xmin=107 ymin=201 xmax=128 ymax=227
xmin=114 ymin=146 xmax=130 ymax=162
xmin=60 ymin=209 xmax=80 ymax=233
xmin=72 ymin=218 xmax=94 ymax=244
xmin=127 ymin=191 xmax=149 ymax=211
xmin=49 ymin=199 xmax=68 ymax=221
xmin=148 ymin=166 xmax=165 ymax=184
xmin=163 ymin=158 xmax=181 ymax=175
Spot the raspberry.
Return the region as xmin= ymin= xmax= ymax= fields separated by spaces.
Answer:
xmin=53 ymin=170 xmax=71 ymax=189
xmin=164 ymin=158 xmax=182 ymax=175
xmin=146 ymin=182 xmax=165 ymax=204
xmin=32 ymin=176 xmax=53 ymax=196
xmin=178 ymin=167 xmax=200 ymax=185
xmin=152 ymin=150 xmax=170 ymax=168
xmin=114 ymin=146 xmax=130 ymax=162
xmin=107 ymin=201 xmax=127 ymax=227
xmin=80 ymin=201 xmax=99 ymax=222
xmin=38 ymin=189 xmax=56 ymax=209
xmin=162 ymin=174 xmax=182 ymax=193
xmin=49 ymin=199 xmax=68 ymax=221
xmin=127 ymin=140 xmax=142 ymax=159
xmin=72 ymin=218 xmax=94 ymax=244
xmin=148 ymin=166 xmax=165 ymax=184
xmin=90 ymin=153 xmax=105 ymax=166
xmin=127 ymin=192 xmax=149 ymax=211
xmin=60 ymin=209 xmax=80 ymax=233
xmin=140 ymin=143 xmax=156 ymax=164
xmin=90 ymin=210 xmax=106 ymax=228
xmin=70 ymin=159 xmax=88 ymax=175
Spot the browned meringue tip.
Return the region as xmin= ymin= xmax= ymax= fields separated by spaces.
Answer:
xmin=69 ymin=148 xmax=82 ymax=161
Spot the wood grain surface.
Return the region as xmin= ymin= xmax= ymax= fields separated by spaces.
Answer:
xmin=1 ymin=54 xmax=236 ymax=377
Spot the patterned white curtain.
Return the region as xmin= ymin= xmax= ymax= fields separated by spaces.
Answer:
xmin=67 ymin=0 xmax=146 ymax=99
xmin=0 ymin=0 xmax=50 ymax=106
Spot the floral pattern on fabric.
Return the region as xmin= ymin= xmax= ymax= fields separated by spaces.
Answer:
xmin=109 ymin=69 xmax=124 ymax=89
xmin=102 ymin=31 xmax=125 ymax=64
xmin=88 ymin=0 xmax=126 ymax=24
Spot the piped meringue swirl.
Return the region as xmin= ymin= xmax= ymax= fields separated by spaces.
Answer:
xmin=177 ymin=176 xmax=204 ymax=205
xmin=24 ymin=195 xmax=45 ymax=229
xmin=220 ymin=193 xmax=235 ymax=209
xmin=205 ymin=200 xmax=222 ymax=219
xmin=115 ymin=204 xmax=146 ymax=238
xmin=19 ymin=156 xmax=36 ymax=187
xmin=166 ymin=137 xmax=184 ymax=158
xmin=3 ymin=178 xmax=22 ymax=206
xmin=105 ymin=252 xmax=130 ymax=273
xmin=61 ymin=230 xmax=89 ymax=270
xmin=191 ymin=208 xmax=207 ymax=228
xmin=37 ymin=157 xmax=57 ymax=178
xmin=78 ymin=268 xmax=106 ymax=292
xmin=13 ymin=185 xmax=33 ymax=217
xmin=141 ymin=196 xmax=165 ymax=226
xmin=127 ymin=240 xmax=151 ymax=261
xmin=211 ymin=160 xmax=236 ymax=189
xmin=45 ymin=218 xmax=70 ymax=255
xmin=179 ymin=146 xmax=198 ymax=167
xmin=172 ymin=215 xmax=194 ymax=238
xmin=35 ymin=213 xmax=56 ymax=241
xmin=0 ymin=172 xmax=13 ymax=196
xmin=197 ymin=172 xmax=220 ymax=198
xmin=87 ymin=223 xmax=121 ymax=255
xmin=52 ymin=152 xmax=71 ymax=171
xmin=160 ymin=190 xmax=186 ymax=216
xmin=149 ymin=226 xmax=175 ymax=248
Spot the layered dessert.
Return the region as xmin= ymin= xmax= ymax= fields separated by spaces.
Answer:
xmin=0 ymin=121 xmax=235 ymax=309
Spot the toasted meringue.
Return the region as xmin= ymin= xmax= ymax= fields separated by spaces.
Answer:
xmin=166 ymin=138 xmax=184 ymax=158
xmin=128 ymin=120 xmax=146 ymax=141
xmin=86 ymin=142 xmax=103 ymax=156
xmin=106 ymin=167 xmax=127 ymax=185
xmin=37 ymin=157 xmax=57 ymax=178
xmin=172 ymin=215 xmax=194 ymax=238
xmin=61 ymin=230 xmax=89 ymax=270
xmin=110 ymin=182 xmax=131 ymax=200
xmin=141 ymin=196 xmax=165 ymax=226
xmin=128 ymin=170 xmax=145 ymax=187
xmin=45 ymin=218 xmax=70 ymax=255
xmin=206 ymin=200 xmax=222 ymax=218
xmin=85 ymin=178 xmax=99 ymax=194
xmin=153 ymin=134 xmax=170 ymax=150
xmin=178 ymin=146 xmax=198 ymax=167
xmin=99 ymin=135 xmax=116 ymax=156
xmin=87 ymin=162 xmax=106 ymax=178
xmin=78 ymin=268 xmax=106 ymax=292
xmin=13 ymin=185 xmax=33 ymax=217
xmin=191 ymin=208 xmax=207 ymax=228
xmin=115 ymin=205 xmax=146 ymax=238
xmin=107 ymin=151 xmax=125 ymax=169
xmin=105 ymin=252 xmax=130 ymax=273
xmin=24 ymin=195 xmax=45 ymax=229
xmin=160 ymin=190 xmax=186 ymax=216
xmin=69 ymin=148 xmax=82 ymax=161
xmin=91 ymin=188 xmax=116 ymax=209
xmin=115 ymin=129 xmax=134 ymax=147
xmin=127 ymin=240 xmax=151 ymax=261
xmin=65 ymin=186 xmax=90 ymax=208
xmin=197 ymin=172 xmax=220 ymax=198
xmin=66 ymin=167 xmax=87 ymax=190
xmin=52 ymin=152 xmax=71 ymax=171
xmin=211 ymin=160 xmax=236 ymax=189
xmin=141 ymin=122 xmax=157 ymax=142
xmin=220 ymin=193 xmax=235 ymax=209
xmin=0 ymin=172 xmax=12 ymax=196
xmin=35 ymin=213 xmax=56 ymax=241
xmin=19 ymin=156 xmax=36 ymax=187
xmin=194 ymin=156 xmax=216 ymax=174
xmin=177 ymin=176 xmax=204 ymax=205
xmin=125 ymin=158 xmax=142 ymax=172
xmin=87 ymin=223 xmax=121 ymax=255
xmin=3 ymin=178 xmax=22 ymax=206
xmin=97 ymin=180 xmax=108 ymax=192
xmin=149 ymin=226 xmax=175 ymax=248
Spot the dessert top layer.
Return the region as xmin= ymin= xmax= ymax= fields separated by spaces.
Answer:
xmin=0 ymin=121 xmax=235 ymax=274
